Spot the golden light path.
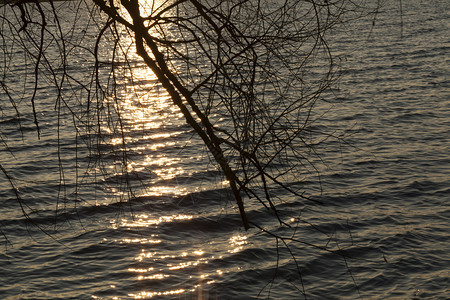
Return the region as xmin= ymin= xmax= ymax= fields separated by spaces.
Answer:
xmin=93 ymin=1 xmax=251 ymax=298
xmin=102 ymin=0 xmax=190 ymax=198
xmin=112 ymin=211 xmax=249 ymax=298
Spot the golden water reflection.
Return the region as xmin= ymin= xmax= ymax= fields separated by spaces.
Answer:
xmin=100 ymin=0 xmax=188 ymax=196
xmin=228 ymin=234 xmax=248 ymax=254
xmin=122 ymin=233 xmax=247 ymax=299
xmin=128 ymin=289 xmax=185 ymax=299
xmin=109 ymin=205 xmax=250 ymax=296
xmin=102 ymin=1 xmax=232 ymax=298
xmin=121 ymin=238 xmax=161 ymax=244
xmin=120 ymin=214 xmax=193 ymax=228
xmin=128 ymin=248 xmax=215 ymax=299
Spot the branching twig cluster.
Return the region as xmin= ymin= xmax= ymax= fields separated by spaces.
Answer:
xmin=0 ymin=0 xmax=372 ymax=297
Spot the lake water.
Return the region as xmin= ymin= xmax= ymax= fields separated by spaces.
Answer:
xmin=0 ymin=0 xmax=449 ymax=299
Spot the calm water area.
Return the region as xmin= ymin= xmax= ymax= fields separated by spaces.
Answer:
xmin=0 ymin=0 xmax=449 ymax=299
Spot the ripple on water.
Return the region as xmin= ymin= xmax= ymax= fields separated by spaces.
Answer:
xmin=1 ymin=0 xmax=450 ymax=299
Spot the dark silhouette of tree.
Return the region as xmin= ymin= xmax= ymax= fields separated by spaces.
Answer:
xmin=1 ymin=0 xmax=372 ymax=297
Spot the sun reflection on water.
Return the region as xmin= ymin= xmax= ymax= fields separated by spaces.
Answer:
xmin=128 ymin=248 xmax=213 ymax=299
xmin=146 ymin=186 xmax=189 ymax=196
xmin=120 ymin=214 xmax=193 ymax=228
xmin=135 ymin=250 xmax=155 ymax=262
xmin=128 ymin=267 xmax=154 ymax=273
xmin=110 ymin=206 xmax=248 ymax=298
xmin=128 ymin=289 xmax=185 ymax=299
xmin=99 ymin=7 xmax=190 ymax=196
xmin=97 ymin=1 xmax=234 ymax=298
xmin=228 ymin=234 xmax=248 ymax=254
xmin=121 ymin=238 xmax=162 ymax=244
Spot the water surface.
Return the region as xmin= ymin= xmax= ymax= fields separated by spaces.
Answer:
xmin=0 ymin=0 xmax=449 ymax=299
